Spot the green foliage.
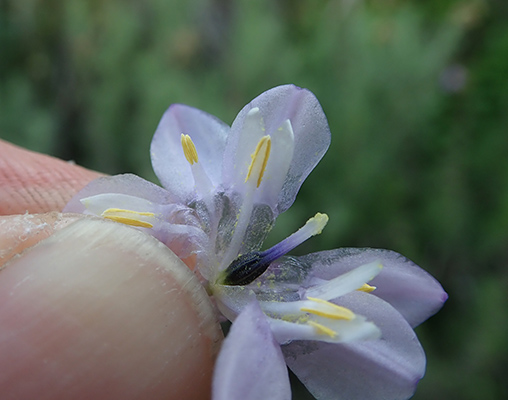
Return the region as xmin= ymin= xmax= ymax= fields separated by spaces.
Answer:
xmin=2 ymin=0 xmax=507 ymax=398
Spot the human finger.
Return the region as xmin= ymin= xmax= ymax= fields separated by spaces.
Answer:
xmin=0 ymin=140 xmax=103 ymax=215
xmin=0 ymin=217 xmax=222 ymax=399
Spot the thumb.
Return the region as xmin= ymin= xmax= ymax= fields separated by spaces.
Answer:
xmin=0 ymin=217 xmax=222 ymax=400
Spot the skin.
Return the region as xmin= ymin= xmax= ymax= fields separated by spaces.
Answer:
xmin=0 ymin=140 xmax=222 ymax=400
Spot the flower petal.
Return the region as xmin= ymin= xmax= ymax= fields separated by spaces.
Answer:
xmin=266 ymin=312 xmax=380 ymax=345
xmin=223 ymin=85 xmax=330 ymax=214
xmin=212 ymin=301 xmax=291 ymax=400
xmin=227 ymin=107 xmax=269 ymax=190
xmin=298 ymin=248 xmax=448 ymax=327
xmin=283 ymin=292 xmax=426 ymax=400
xmin=150 ymin=104 xmax=229 ymax=202
xmin=63 ymin=174 xmax=207 ymax=261
xmin=303 ymin=261 xmax=383 ymax=301
xmin=63 ymin=174 xmax=176 ymax=214
xmin=225 ymin=108 xmax=295 ymax=211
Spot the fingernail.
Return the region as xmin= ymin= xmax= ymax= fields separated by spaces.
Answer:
xmin=0 ymin=212 xmax=82 ymax=267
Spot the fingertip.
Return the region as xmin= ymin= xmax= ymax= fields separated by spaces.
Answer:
xmin=0 ymin=218 xmax=222 ymax=399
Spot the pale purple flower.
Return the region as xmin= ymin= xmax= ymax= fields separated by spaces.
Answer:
xmin=64 ymin=85 xmax=447 ymax=400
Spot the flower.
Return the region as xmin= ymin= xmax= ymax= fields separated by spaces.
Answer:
xmin=64 ymin=85 xmax=447 ymax=400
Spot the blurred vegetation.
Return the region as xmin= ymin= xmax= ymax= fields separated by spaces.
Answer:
xmin=2 ymin=0 xmax=508 ymax=398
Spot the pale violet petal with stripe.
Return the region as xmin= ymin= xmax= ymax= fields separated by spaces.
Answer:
xmin=64 ymin=174 xmax=177 ymax=214
xmin=223 ymin=85 xmax=330 ymax=214
xmin=296 ymin=248 xmax=448 ymax=327
xmin=151 ymin=104 xmax=229 ymax=203
xmin=283 ymin=292 xmax=426 ymax=400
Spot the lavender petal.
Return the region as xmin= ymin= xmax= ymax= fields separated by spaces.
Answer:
xmin=299 ymin=248 xmax=448 ymax=327
xmin=223 ymin=85 xmax=331 ymax=214
xmin=151 ymin=104 xmax=229 ymax=202
xmin=63 ymin=174 xmax=176 ymax=213
xmin=283 ymin=292 xmax=426 ymax=400
xmin=213 ymin=301 xmax=291 ymax=400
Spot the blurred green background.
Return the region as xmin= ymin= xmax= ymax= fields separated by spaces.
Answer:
xmin=1 ymin=0 xmax=507 ymax=398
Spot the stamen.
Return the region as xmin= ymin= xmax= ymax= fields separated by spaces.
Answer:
xmin=220 ymin=213 xmax=329 ymax=285
xmin=301 ymin=297 xmax=355 ymax=320
xmin=258 ymin=212 xmax=328 ymax=264
xmin=180 ymin=134 xmax=216 ymax=207
xmin=357 ymin=283 xmax=376 ymax=293
xmin=219 ymin=134 xmax=272 ymax=269
xmin=305 ymin=213 xmax=328 ymax=235
xmin=102 ymin=208 xmax=155 ymax=228
xmin=304 ymin=261 xmax=383 ymax=301
xmin=308 ymin=321 xmax=337 ymax=338
xmin=266 ymin=305 xmax=380 ymax=344
xmin=181 ymin=134 xmax=198 ymax=165
xmin=245 ymin=135 xmax=271 ymax=187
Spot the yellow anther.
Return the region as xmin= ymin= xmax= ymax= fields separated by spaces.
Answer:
xmin=308 ymin=321 xmax=337 ymax=338
xmin=245 ymin=135 xmax=271 ymax=187
xmin=357 ymin=283 xmax=376 ymax=293
xmin=181 ymin=134 xmax=199 ymax=165
xmin=102 ymin=208 xmax=155 ymax=228
xmin=302 ymin=297 xmax=355 ymax=320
